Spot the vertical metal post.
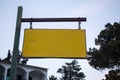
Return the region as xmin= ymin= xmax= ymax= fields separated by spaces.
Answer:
xmin=10 ymin=6 xmax=23 ymax=80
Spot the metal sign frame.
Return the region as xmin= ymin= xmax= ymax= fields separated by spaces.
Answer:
xmin=10 ymin=6 xmax=87 ymax=80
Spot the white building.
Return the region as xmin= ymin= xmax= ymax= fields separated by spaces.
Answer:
xmin=0 ymin=60 xmax=47 ymax=80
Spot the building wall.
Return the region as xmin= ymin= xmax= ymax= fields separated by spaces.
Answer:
xmin=0 ymin=61 xmax=47 ymax=80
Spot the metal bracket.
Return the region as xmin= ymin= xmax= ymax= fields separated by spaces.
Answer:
xmin=78 ymin=21 xmax=81 ymax=30
xmin=30 ymin=18 xmax=32 ymax=29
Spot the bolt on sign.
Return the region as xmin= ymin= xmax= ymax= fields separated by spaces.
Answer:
xmin=22 ymin=29 xmax=86 ymax=58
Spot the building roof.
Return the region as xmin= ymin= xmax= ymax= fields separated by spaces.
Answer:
xmin=0 ymin=60 xmax=47 ymax=71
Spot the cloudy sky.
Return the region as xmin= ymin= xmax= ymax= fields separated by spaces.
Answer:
xmin=0 ymin=0 xmax=120 ymax=80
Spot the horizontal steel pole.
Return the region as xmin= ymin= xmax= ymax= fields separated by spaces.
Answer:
xmin=21 ymin=17 xmax=86 ymax=22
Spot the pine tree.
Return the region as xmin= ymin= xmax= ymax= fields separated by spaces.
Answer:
xmin=57 ymin=60 xmax=85 ymax=80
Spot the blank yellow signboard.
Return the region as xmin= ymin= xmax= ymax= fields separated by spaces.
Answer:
xmin=22 ymin=29 xmax=86 ymax=58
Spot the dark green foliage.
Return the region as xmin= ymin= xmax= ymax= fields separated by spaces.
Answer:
xmin=3 ymin=50 xmax=12 ymax=62
xmin=21 ymin=59 xmax=28 ymax=65
xmin=87 ymin=22 xmax=120 ymax=70
xmin=95 ymin=22 xmax=120 ymax=45
xmin=57 ymin=60 xmax=85 ymax=80
xmin=49 ymin=75 xmax=57 ymax=80
xmin=2 ymin=50 xmax=28 ymax=64
xmin=103 ymin=69 xmax=120 ymax=80
xmin=17 ymin=51 xmax=29 ymax=65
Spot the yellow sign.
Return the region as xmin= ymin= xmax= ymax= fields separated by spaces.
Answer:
xmin=22 ymin=29 xmax=86 ymax=58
